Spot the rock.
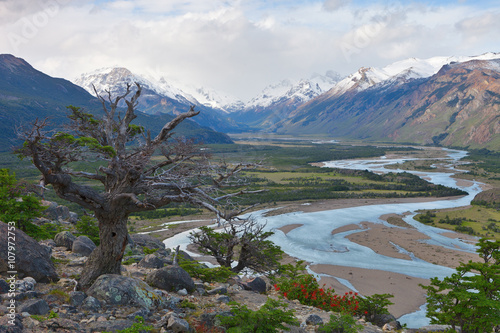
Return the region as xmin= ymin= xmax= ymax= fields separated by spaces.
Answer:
xmin=138 ymin=254 xmax=165 ymax=269
xmin=69 ymin=212 xmax=79 ymax=223
xmin=241 ymin=277 xmax=267 ymax=293
xmin=0 ymin=279 xmax=10 ymax=293
xmin=383 ymin=320 xmax=402 ymax=331
xmin=0 ymin=313 xmax=23 ymax=333
xmin=372 ymin=313 xmax=398 ymax=328
xmin=81 ymin=296 xmax=101 ymax=312
xmin=38 ymin=318 xmax=83 ymax=332
xmin=167 ymin=315 xmax=190 ymax=332
xmin=87 ymin=274 xmax=164 ymax=309
xmin=39 ymin=239 xmax=56 ymax=249
xmin=176 ymin=250 xmax=195 ymax=262
xmin=177 ymin=289 xmax=188 ymax=296
xmin=71 ymin=235 xmax=96 ymax=256
xmin=130 ymin=234 xmax=165 ymax=249
xmin=16 ymin=277 xmax=35 ymax=292
xmin=127 ymin=308 xmax=151 ymax=320
xmin=216 ymin=295 xmax=230 ymax=303
xmin=305 ymin=314 xmax=323 ymax=325
xmin=207 ymin=286 xmax=227 ymax=295
xmin=54 ymin=231 xmax=76 ymax=250
xmin=86 ymin=319 xmax=137 ymax=332
xmin=69 ymin=291 xmax=87 ymax=307
xmin=146 ymin=266 xmax=195 ymax=292
xmin=18 ymin=299 xmax=49 ymax=315
xmin=43 ymin=201 xmax=71 ymax=221
xmin=0 ymin=222 xmax=58 ymax=283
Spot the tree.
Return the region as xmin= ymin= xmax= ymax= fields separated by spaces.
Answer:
xmin=17 ymin=83 xmax=261 ymax=289
xmin=189 ymin=217 xmax=283 ymax=273
xmin=421 ymin=238 xmax=500 ymax=333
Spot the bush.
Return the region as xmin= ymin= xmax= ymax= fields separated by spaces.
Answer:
xmin=103 ymin=316 xmax=153 ymax=333
xmin=217 ymin=298 xmax=299 ymax=332
xmin=318 ymin=313 xmax=362 ymax=333
xmin=273 ymin=262 xmax=359 ymax=314
xmin=354 ymin=293 xmax=393 ymax=323
xmin=75 ymin=215 xmax=100 ymax=245
xmin=0 ymin=168 xmax=48 ymax=239
xmin=179 ymin=260 xmax=236 ymax=283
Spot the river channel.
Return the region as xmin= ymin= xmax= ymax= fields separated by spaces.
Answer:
xmin=164 ymin=147 xmax=483 ymax=328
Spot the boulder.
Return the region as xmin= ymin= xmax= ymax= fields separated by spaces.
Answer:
xmin=0 ymin=222 xmax=58 ymax=282
xmin=167 ymin=315 xmax=190 ymax=332
xmin=72 ymin=235 xmax=96 ymax=256
xmin=146 ymin=266 xmax=195 ymax=292
xmin=69 ymin=291 xmax=87 ymax=307
xmin=87 ymin=274 xmax=164 ymax=309
xmin=0 ymin=279 xmax=9 ymax=294
xmin=138 ymin=254 xmax=165 ymax=269
xmin=130 ymin=234 xmax=165 ymax=250
xmin=43 ymin=201 xmax=71 ymax=221
xmin=305 ymin=314 xmax=323 ymax=325
xmin=54 ymin=231 xmax=76 ymax=250
xmin=241 ymin=277 xmax=267 ymax=293
xmin=81 ymin=296 xmax=101 ymax=312
xmin=18 ymin=299 xmax=50 ymax=315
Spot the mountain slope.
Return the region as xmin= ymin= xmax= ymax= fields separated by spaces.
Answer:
xmin=74 ymin=68 xmax=246 ymax=133
xmin=0 ymin=55 xmax=232 ymax=152
xmin=273 ymin=59 xmax=500 ymax=150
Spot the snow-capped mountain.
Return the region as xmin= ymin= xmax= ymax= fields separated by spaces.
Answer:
xmin=177 ymin=85 xmax=244 ymax=113
xmin=246 ymin=71 xmax=341 ymax=110
xmin=73 ymin=67 xmax=198 ymax=106
xmin=73 ymin=67 xmax=247 ymax=133
xmin=327 ymin=52 xmax=500 ymax=97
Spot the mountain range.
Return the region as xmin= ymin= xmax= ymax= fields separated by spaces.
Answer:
xmin=1 ymin=52 xmax=499 ymax=152
xmin=270 ymin=53 xmax=500 ymax=150
xmin=0 ymin=54 xmax=233 ymax=152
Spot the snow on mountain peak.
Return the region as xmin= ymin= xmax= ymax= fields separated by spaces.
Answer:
xmin=327 ymin=52 xmax=500 ymax=97
xmin=246 ymin=72 xmax=340 ymax=109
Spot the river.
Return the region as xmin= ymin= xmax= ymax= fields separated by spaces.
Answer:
xmin=164 ymin=147 xmax=483 ymax=328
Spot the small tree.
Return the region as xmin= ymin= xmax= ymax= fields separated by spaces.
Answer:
xmin=189 ymin=217 xmax=283 ymax=273
xmin=421 ymin=238 xmax=500 ymax=333
xmin=0 ymin=168 xmax=47 ymax=239
xmin=17 ymin=83 xmax=261 ymax=289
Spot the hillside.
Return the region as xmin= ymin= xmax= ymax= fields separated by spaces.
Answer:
xmin=0 ymin=55 xmax=233 ymax=152
xmin=271 ymin=59 xmax=500 ymax=150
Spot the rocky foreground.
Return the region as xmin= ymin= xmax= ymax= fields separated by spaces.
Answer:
xmin=0 ymin=205 xmax=456 ymax=333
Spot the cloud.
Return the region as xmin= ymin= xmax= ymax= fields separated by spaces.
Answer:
xmin=0 ymin=0 xmax=499 ymax=100
xmin=323 ymin=0 xmax=351 ymax=12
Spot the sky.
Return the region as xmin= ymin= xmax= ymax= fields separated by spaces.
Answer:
xmin=1 ymin=0 xmax=500 ymax=101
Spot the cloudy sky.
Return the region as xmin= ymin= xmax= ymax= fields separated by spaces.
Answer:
xmin=1 ymin=0 xmax=499 ymax=100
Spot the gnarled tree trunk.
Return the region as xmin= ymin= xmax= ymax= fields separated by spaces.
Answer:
xmin=78 ymin=212 xmax=129 ymax=290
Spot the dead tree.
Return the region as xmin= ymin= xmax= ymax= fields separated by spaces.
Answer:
xmin=17 ymin=83 xmax=261 ymax=289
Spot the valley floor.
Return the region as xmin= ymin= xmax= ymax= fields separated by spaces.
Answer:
xmin=152 ymin=194 xmax=480 ymax=320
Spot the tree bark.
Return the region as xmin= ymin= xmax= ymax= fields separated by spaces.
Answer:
xmin=78 ymin=212 xmax=129 ymax=290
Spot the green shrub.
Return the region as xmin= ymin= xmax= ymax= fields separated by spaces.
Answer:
xmin=179 ymin=260 xmax=236 ymax=283
xmin=103 ymin=316 xmax=153 ymax=333
xmin=217 ymin=298 xmax=299 ymax=332
xmin=179 ymin=299 xmax=196 ymax=309
xmin=354 ymin=293 xmax=393 ymax=324
xmin=318 ymin=313 xmax=362 ymax=333
xmin=75 ymin=215 xmax=100 ymax=245
xmin=142 ymin=246 xmax=158 ymax=255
